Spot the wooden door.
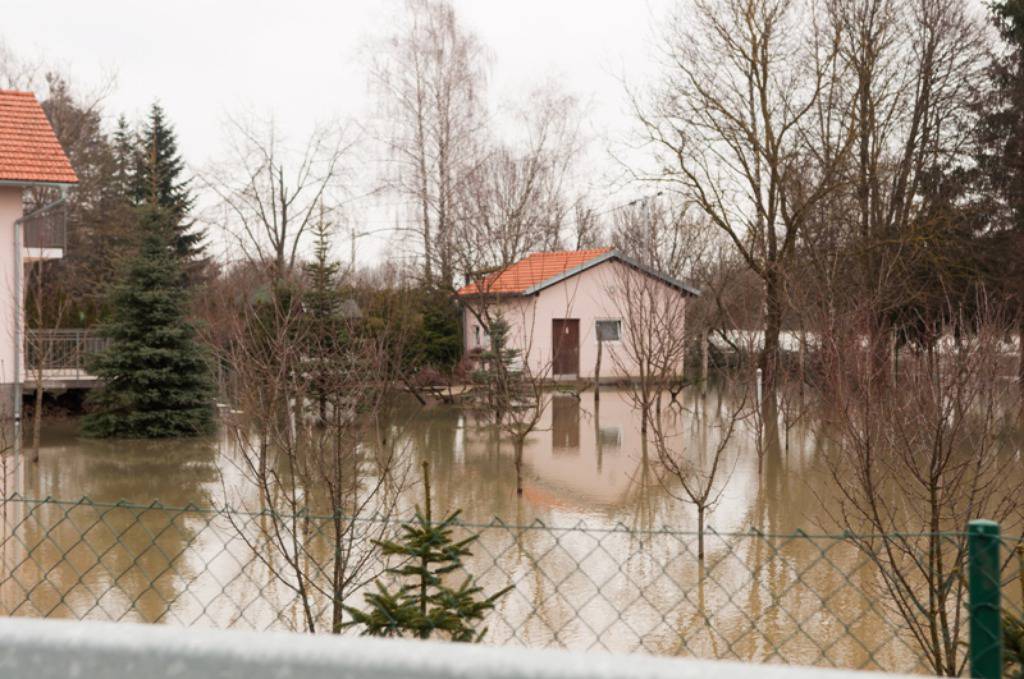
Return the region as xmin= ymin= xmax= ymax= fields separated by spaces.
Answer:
xmin=552 ymin=319 xmax=579 ymax=376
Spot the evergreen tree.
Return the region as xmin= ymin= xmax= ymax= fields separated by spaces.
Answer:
xmin=1007 ymin=609 xmax=1024 ymax=679
xmin=133 ymin=102 xmax=205 ymax=264
xmin=82 ymin=206 xmax=214 ymax=438
xmin=978 ymin=0 xmax=1024 ymax=389
xmin=470 ymin=315 xmax=522 ymax=423
xmin=343 ymin=463 xmax=511 ymax=641
xmin=111 ymin=114 xmax=137 ymax=200
xmin=302 ymin=215 xmax=347 ymax=421
xmin=416 ymin=288 xmax=462 ymax=372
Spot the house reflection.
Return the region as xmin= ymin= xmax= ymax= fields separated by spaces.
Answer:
xmin=551 ymin=395 xmax=580 ymax=454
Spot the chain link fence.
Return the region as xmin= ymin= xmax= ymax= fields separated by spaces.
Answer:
xmin=1 ymin=494 xmax=1021 ymax=676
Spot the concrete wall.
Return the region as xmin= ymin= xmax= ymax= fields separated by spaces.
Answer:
xmin=0 ymin=186 xmax=22 ymax=395
xmin=462 ymin=259 xmax=688 ymax=380
xmin=0 ymin=617 xmax=922 ymax=679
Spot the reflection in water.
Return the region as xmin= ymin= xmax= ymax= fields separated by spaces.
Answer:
xmin=551 ymin=396 xmax=580 ymax=453
xmin=10 ymin=387 xmax=851 ymax=535
xmin=2 ymin=386 xmax=1020 ymax=671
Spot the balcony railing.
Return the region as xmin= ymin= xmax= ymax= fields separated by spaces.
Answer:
xmin=22 ymin=204 xmax=67 ymax=250
xmin=24 ymin=329 xmax=109 ymax=380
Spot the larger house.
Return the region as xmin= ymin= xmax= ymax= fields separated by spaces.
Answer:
xmin=455 ymin=248 xmax=699 ymax=380
xmin=0 ymin=90 xmax=78 ymax=415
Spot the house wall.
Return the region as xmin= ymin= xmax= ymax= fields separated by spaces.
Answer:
xmin=0 ymin=186 xmax=22 ymax=408
xmin=462 ymin=259 xmax=688 ymax=380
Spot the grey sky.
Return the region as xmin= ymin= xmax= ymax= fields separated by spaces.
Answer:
xmin=4 ymin=0 xmax=671 ymax=263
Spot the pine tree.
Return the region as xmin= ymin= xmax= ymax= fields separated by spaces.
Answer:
xmin=1007 ymin=610 xmax=1024 ymax=679
xmin=302 ymin=214 xmax=347 ymax=421
xmin=343 ymin=463 xmax=511 ymax=641
xmin=979 ymin=0 xmax=1024 ymax=393
xmin=133 ymin=102 xmax=205 ymax=264
xmin=82 ymin=206 xmax=214 ymax=438
xmin=470 ymin=314 xmax=522 ymax=422
xmin=472 ymin=315 xmax=520 ymax=379
xmin=416 ymin=288 xmax=462 ymax=372
xmin=112 ymin=114 xmax=137 ymax=200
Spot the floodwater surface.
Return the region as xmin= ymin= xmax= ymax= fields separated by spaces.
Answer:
xmin=2 ymin=387 xmax=1021 ymax=673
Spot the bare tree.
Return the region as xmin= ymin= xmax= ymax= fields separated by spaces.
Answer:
xmin=814 ymin=0 xmax=988 ymax=379
xmin=453 ymin=86 xmax=585 ymax=279
xmin=0 ymin=39 xmax=40 ymax=90
xmin=610 ymin=194 xmax=711 ymax=282
xmin=23 ymin=259 xmax=72 ymax=464
xmin=203 ymin=115 xmax=357 ymax=277
xmin=371 ymin=0 xmax=489 ymax=287
xmin=216 ymin=263 xmax=409 ymax=633
xmin=634 ymin=0 xmax=848 ymax=392
xmin=821 ymin=305 xmax=1022 ymax=676
xmin=650 ymin=382 xmax=748 ymax=560
xmin=607 ymin=262 xmax=691 ymax=433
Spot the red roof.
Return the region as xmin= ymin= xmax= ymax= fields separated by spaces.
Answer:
xmin=456 ymin=248 xmax=611 ymax=296
xmin=0 ymin=90 xmax=78 ymax=185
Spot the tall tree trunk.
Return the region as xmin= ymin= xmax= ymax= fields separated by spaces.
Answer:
xmin=701 ymin=327 xmax=709 ymax=398
xmin=760 ymin=270 xmax=784 ymax=393
xmin=514 ymin=437 xmax=524 ymax=496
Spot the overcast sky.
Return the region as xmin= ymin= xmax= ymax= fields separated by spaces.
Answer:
xmin=4 ymin=0 xmax=672 ymax=263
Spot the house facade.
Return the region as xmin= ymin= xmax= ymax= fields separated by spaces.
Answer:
xmin=0 ymin=90 xmax=78 ymax=414
xmin=456 ymin=248 xmax=699 ymax=380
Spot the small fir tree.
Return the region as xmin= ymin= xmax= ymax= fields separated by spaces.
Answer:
xmin=302 ymin=215 xmax=348 ymax=421
xmin=416 ymin=287 xmax=462 ymax=371
xmin=343 ymin=462 xmax=511 ymax=641
xmin=1007 ymin=611 xmax=1024 ymax=679
xmin=470 ymin=315 xmax=523 ymax=422
xmin=82 ymin=206 xmax=214 ymax=438
xmin=471 ymin=315 xmax=520 ymax=383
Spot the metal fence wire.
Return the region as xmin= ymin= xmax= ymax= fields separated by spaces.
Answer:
xmin=1 ymin=495 xmax=1021 ymax=676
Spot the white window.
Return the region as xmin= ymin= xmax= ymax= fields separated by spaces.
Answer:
xmin=596 ymin=319 xmax=621 ymax=343
xmin=473 ymin=324 xmax=492 ymax=350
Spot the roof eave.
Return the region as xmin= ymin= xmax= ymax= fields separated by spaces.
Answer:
xmin=453 ymin=290 xmax=526 ymax=302
xmin=522 ymin=250 xmax=701 ymax=297
xmin=0 ymin=178 xmax=78 ymax=189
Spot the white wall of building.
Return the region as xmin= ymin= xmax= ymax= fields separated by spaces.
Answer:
xmin=0 ymin=186 xmax=22 ymax=392
xmin=462 ymin=259 xmax=689 ymax=380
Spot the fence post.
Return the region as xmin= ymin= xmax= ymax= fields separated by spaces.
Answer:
xmin=969 ymin=519 xmax=1002 ymax=679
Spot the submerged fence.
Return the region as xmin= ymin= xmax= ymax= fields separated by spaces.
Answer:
xmin=1 ymin=495 xmax=1021 ymax=677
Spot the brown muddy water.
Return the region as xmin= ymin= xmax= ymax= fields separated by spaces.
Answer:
xmin=10 ymin=388 xmax=827 ymax=532
xmin=2 ymin=387 xmax=1022 ymax=672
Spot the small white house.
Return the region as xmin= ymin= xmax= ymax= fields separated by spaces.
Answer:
xmin=0 ymin=89 xmax=78 ymax=414
xmin=455 ymin=248 xmax=699 ymax=380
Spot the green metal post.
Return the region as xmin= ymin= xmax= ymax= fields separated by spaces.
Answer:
xmin=969 ymin=519 xmax=1002 ymax=679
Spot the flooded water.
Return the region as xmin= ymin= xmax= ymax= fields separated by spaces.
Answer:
xmin=3 ymin=386 xmax=1022 ymax=672
xmin=12 ymin=388 xmax=829 ymax=534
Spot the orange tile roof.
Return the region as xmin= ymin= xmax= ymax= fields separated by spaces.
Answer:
xmin=456 ymin=248 xmax=611 ymax=296
xmin=0 ymin=90 xmax=78 ymax=185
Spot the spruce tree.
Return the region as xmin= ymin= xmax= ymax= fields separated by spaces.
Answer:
xmin=112 ymin=114 xmax=137 ymax=200
xmin=470 ymin=315 xmax=522 ymax=422
xmin=302 ymin=216 xmax=347 ymax=421
xmin=133 ymin=102 xmax=205 ymax=264
xmin=343 ymin=463 xmax=511 ymax=641
xmin=82 ymin=206 xmax=214 ymax=438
